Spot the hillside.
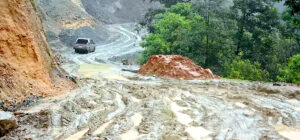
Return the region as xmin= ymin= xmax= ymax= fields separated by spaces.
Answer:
xmin=0 ymin=0 xmax=74 ymax=110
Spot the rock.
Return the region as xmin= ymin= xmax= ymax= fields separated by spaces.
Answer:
xmin=122 ymin=59 xmax=129 ymax=65
xmin=139 ymin=55 xmax=220 ymax=80
xmin=0 ymin=111 xmax=17 ymax=136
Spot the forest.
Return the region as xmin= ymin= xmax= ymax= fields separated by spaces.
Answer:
xmin=140 ymin=0 xmax=300 ymax=83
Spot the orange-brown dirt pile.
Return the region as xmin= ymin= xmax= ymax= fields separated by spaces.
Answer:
xmin=139 ymin=55 xmax=220 ymax=80
xmin=0 ymin=0 xmax=75 ymax=110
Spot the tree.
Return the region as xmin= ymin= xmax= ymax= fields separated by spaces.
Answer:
xmin=278 ymin=54 xmax=300 ymax=84
xmin=225 ymin=56 xmax=270 ymax=81
xmin=139 ymin=3 xmax=207 ymax=64
xmin=149 ymin=0 xmax=191 ymax=7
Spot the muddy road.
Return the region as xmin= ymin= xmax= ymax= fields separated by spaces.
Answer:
xmin=2 ymin=24 xmax=300 ymax=140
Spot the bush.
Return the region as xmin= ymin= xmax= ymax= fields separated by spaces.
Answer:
xmin=278 ymin=54 xmax=300 ymax=84
xmin=225 ymin=57 xmax=269 ymax=81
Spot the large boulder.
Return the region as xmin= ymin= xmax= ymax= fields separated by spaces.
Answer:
xmin=0 ymin=111 xmax=17 ymax=136
xmin=139 ymin=55 xmax=220 ymax=80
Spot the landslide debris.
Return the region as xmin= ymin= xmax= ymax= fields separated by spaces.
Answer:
xmin=139 ymin=55 xmax=220 ymax=79
xmin=3 ymin=78 xmax=300 ymax=140
xmin=0 ymin=0 xmax=74 ymax=110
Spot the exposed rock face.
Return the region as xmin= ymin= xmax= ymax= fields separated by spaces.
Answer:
xmin=81 ymin=0 xmax=162 ymax=23
xmin=0 ymin=111 xmax=17 ymax=137
xmin=0 ymin=0 xmax=74 ymax=110
xmin=139 ymin=55 xmax=220 ymax=79
xmin=35 ymin=0 xmax=111 ymax=52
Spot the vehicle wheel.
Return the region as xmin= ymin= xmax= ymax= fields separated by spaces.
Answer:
xmin=75 ymin=49 xmax=79 ymax=53
xmin=93 ymin=47 xmax=96 ymax=52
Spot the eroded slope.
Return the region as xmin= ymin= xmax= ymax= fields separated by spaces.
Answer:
xmin=0 ymin=0 xmax=74 ymax=110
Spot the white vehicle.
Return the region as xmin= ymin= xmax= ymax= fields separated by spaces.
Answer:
xmin=73 ymin=38 xmax=96 ymax=53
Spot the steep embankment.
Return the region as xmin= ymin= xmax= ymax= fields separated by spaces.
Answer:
xmin=0 ymin=0 xmax=74 ymax=110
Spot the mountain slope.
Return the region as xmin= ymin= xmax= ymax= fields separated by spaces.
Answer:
xmin=0 ymin=0 xmax=74 ymax=110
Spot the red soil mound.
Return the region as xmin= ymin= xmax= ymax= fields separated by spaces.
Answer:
xmin=139 ymin=55 xmax=220 ymax=80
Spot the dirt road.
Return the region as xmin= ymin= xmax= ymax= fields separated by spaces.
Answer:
xmin=2 ymin=24 xmax=300 ymax=140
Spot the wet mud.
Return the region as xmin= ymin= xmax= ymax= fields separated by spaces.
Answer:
xmin=2 ymin=23 xmax=300 ymax=140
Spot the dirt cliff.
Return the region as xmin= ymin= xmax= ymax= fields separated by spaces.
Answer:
xmin=139 ymin=55 xmax=220 ymax=79
xmin=0 ymin=0 xmax=74 ymax=110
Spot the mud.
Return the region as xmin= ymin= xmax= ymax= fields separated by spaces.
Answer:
xmin=3 ymin=21 xmax=300 ymax=140
xmin=3 ymin=78 xmax=300 ymax=140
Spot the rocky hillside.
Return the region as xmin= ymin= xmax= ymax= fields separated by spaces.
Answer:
xmin=0 ymin=0 xmax=74 ymax=110
xmin=34 ymin=0 xmax=162 ymax=52
xmin=82 ymin=0 xmax=162 ymax=23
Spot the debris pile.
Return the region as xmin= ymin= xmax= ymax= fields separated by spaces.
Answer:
xmin=139 ymin=55 xmax=220 ymax=79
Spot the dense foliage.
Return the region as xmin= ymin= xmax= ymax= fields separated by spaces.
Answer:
xmin=278 ymin=54 xmax=300 ymax=84
xmin=141 ymin=0 xmax=300 ymax=83
xmin=225 ymin=56 xmax=269 ymax=81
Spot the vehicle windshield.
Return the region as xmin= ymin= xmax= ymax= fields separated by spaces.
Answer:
xmin=76 ymin=39 xmax=89 ymax=44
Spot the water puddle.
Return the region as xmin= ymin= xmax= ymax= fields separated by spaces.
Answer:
xmin=103 ymin=75 xmax=129 ymax=81
xmin=287 ymin=99 xmax=300 ymax=111
xmin=275 ymin=125 xmax=300 ymax=140
xmin=93 ymin=120 xmax=114 ymax=135
xmin=235 ymin=102 xmax=247 ymax=108
xmin=107 ymin=94 xmax=125 ymax=120
xmin=132 ymin=97 xmax=141 ymax=102
xmin=171 ymin=102 xmax=192 ymax=125
xmin=120 ymin=130 xmax=140 ymax=140
xmin=120 ymin=113 xmax=143 ymax=140
xmin=131 ymin=113 xmax=143 ymax=126
xmin=78 ymin=64 xmax=113 ymax=77
xmin=65 ymin=128 xmax=89 ymax=140
xmin=186 ymin=126 xmax=212 ymax=140
xmin=78 ymin=64 xmax=128 ymax=81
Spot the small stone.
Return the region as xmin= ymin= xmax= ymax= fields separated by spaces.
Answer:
xmin=0 ymin=111 xmax=17 ymax=136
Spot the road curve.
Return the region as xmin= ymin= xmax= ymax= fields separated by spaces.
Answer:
xmin=71 ymin=23 xmax=143 ymax=65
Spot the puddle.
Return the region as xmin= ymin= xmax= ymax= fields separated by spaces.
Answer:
xmin=235 ymin=102 xmax=247 ymax=108
xmin=120 ymin=113 xmax=143 ymax=140
xmin=78 ymin=64 xmax=128 ymax=81
xmin=131 ymin=113 xmax=143 ymax=126
xmin=120 ymin=130 xmax=140 ymax=140
xmin=19 ymin=103 xmax=54 ymax=114
xmin=171 ymin=102 xmax=193 ymax=125
xmin=103 ymin=75 xmax=128 ymax=81
xmin=107 ymin=94 xmax=125 ymax=120
xmin=287 ymin=99 xmax=300 ymax=111
xmin=78 ymin=64 xmax=113 ymax=77
xmin=93 ymin=120 xmax=113 ymax=135
xmin=275 ymin=125 xmax=300 ymax=140
xmin=186 ymin=126 xmax=212 ymax=140
xmin=65 ymin=128 xmax=89 ymax=140
xmin=132 ymin=97 xmax=141 ymax=102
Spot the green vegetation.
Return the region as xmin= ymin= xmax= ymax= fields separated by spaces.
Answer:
xmin=278 ymin=54 xmax=300 ymax=84
xmin=225 ymin=56 xmax=269 ymax=81
xmin=141 ymin=1 xmax=300 ymax=83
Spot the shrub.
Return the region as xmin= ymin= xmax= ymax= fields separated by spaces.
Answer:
xmin=277 ymin=54 xmax=300 ymax=84
xmin=225 ymin=57 xmax=269 ymax=81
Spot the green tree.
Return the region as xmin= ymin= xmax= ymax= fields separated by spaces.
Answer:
xmin=278 ymin=54 xmax=300 ymax=84
xmin=225 ymin=56 xmax=270 ymax=81
xmin=149 ymin=0 xmax=190 ymax=7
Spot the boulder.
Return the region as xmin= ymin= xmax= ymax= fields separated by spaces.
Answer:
xmin=139 ymin=55 xmax=220 ymax=80
xmin=0 ymin=111 xmax=17 ymax=137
